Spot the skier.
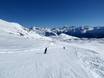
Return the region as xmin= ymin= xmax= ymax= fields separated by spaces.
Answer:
xmin=44 ymin=48 xmax=48 ymax=54
xmin=63 ymin=46 xmax=66 ymax=50
xmin=19 ymin=33 xmax=24 ymax=36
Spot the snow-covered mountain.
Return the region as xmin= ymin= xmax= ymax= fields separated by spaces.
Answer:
xmin=51 ymin=26 xmax=104 ymax=38
xmin=51 ymin=33 xmax=79 ymax=42
xmin=32 ymin=26 xmax=80 ymax=40
xmin=58 ymin=33 xmax=79 ymax=40
xmin=0 ymin=19 xmax=52 ymax=40
xmin=32 ymin=26 xmax=57 ymax=36
xmin=0 ymin=19 xmax=104 ymax=78
xmin=0 ymin=19 xmax=28 ymax=36
xmin=31 ymin=26 xmax=104 ymax=38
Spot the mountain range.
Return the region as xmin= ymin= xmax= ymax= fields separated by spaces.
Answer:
xmin=32 ymin=26 xmax=104 ymax=38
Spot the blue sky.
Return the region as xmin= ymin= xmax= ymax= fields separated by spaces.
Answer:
xmin=0 ymin=0 xmax=104 ymax=28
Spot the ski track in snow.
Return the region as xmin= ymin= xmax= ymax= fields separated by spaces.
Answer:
xmin=0 ymin=45 xmax=92 ymax=78
xmin=0 ymin=35 xmax=104 ymax=78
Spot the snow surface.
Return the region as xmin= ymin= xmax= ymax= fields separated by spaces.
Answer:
xmin=58 ymin=33 xmax=79 ymax=40
xmin=0 ymin=19 xmax=104 ymax=78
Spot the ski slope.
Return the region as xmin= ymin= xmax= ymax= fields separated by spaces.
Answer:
xmin=0 ymin=20 xmax=104 ymax=78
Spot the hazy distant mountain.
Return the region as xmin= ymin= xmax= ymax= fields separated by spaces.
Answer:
xmin=32 ymin=26 xmax=104 ymax=38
